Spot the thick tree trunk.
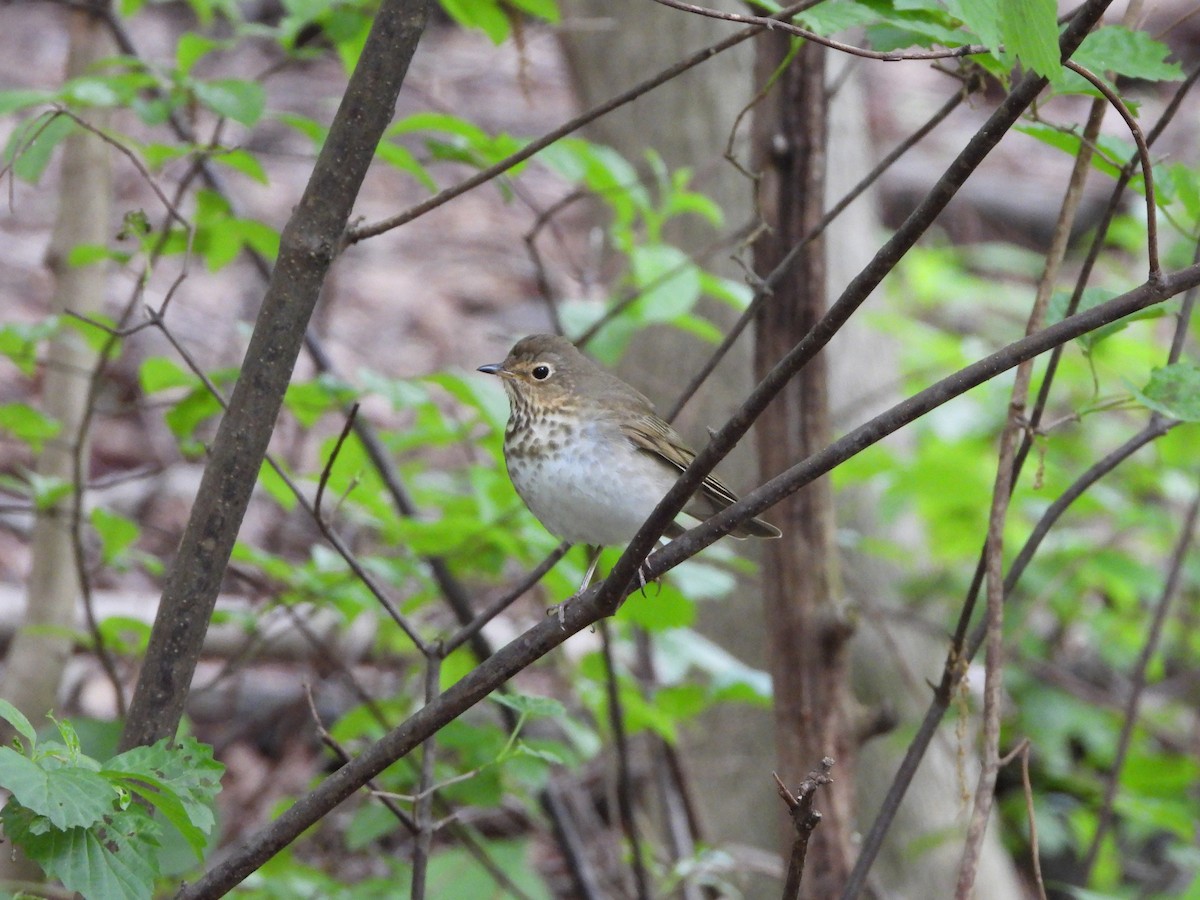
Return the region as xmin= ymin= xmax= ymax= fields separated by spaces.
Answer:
xmin=750 ymin=35 xmax=857 ymax=893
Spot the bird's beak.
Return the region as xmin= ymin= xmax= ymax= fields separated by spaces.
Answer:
xmin=477 ymin=362 xmax=504 ymax=376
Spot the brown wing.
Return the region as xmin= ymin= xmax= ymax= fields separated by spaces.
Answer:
xmin=620 ymin=414 xmax=781 ymax=539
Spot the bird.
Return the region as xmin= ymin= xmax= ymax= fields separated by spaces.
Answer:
xmin=478 ymin=334 xmax=780 ymax=605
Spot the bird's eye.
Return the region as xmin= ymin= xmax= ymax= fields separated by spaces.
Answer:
xmin=531 ymin=364 xmax=552 ymax=380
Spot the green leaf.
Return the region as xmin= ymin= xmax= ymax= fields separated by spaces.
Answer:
xmin=191 ymin=79 xmax=265 ymax=126
xmin=0 ymin=317 xmax=59 ymax=377
xmin=505 ymin=0 xmax=560 ymax=22
xmin=176 ymin=33 xmax=222 ymax=74
xmin=284 ymin=374 xmax=356 ymax=428
xmin=627 ymin=244 xmax=702 ymax=323
xmin=0 ymin=89 xmax=53 ymax=116
xmin=0 ymin=749 xmax=116 ymax=829
xmin=5 ymin=113 xmax=75 ymax=184
xmin=949 ymin=0 xmax=1002 ymax=52
xmin=211 ymin=147 xmax=269 ymax=183
xmin=1073 ymin=26 xmax=1183 ymax=83
xmin=103 ymin=737 xmax=223 ymax=857
xmin=490 ymin=692 xmax=566 ymax=719
xmin=0 ymin=402 xmax=60 ymax=452
xmin=797 ymin=0 xmax=880 ymax=35
xmin=1130 ymin=364 xmax=1200 ymax=422
xmin=999 ymin=0 xmax=1060 ymax=77
xmin=0 ymin=700 xmax=37 ymax=745
xmin=90 ymin=508 xmax=140 ymax=565
xmin=139 ymin=356 xmax=195 ymax=393
xmin=3 ymin=802 xmax=159 ymax=900
xmin=440 ymin=0 xmax=511 ymax=43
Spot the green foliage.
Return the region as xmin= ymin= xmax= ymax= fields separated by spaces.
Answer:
xmin=0 ymin=707 xmax=222 ymax=900
xmin=1 ymin=0 xmax=1197 ymax=895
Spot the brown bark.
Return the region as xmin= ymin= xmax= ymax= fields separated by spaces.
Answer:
xmin=120 ymin=0 xmax=433 ymax=751
xmin=750 ymin=35 xmax=855 ymax=895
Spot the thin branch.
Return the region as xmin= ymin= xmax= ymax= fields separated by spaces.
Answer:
xmin=665 ymin=79 xmax=975 ymax=422
xmin=999 ymin=740 xmax=1047 ymax=900
xmin=441 ymin=542 xmax=569 ymax=656
xmin=650 ymin=0 xmax=990 ymax=62
xmin=775 ymin=758 xmax=834 ymax=900
xmin=585 ymin=0 xmax=1111 ymax=628
xmin=302 ymin=682 xmax=418 ymax=834
xmin=1062 ymin=60 xmax=1160 ymax=279
xmin=346 ymin=1 xmax=829 ymax=244
xmin=599 ymin=621 xmax=651 ymax=900
xmin=844 ymin=60 xmax=1200 ymax=897
xmin=1080 ymin=489 xmax=1200 ymax=879
xmin=411 ymin=656 xmax=441 ymax=900
xmin=176 ymin=258 xmax=1200 ymax=900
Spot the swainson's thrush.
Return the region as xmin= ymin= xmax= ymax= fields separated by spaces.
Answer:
xmin=479 ymin=334 xmax=780 ymax=597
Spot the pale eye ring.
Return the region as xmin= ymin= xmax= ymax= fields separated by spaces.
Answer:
xmin=531 ymin=364 xmax=552 ymax=380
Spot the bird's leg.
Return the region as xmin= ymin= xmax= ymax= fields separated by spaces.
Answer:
xmin=548 ymin=545 xmax=604 ymax=628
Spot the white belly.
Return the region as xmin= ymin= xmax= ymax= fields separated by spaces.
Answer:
xmin=508 ymin=422 xmax=678 ymax=547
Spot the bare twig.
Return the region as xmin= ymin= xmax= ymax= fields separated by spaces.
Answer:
xmin=411 ymin=657 xmax=441 ymax=900
xmin=346 ymin=2 xmax=833 ymax=244
xmin=775 ymin=758 xmax=835 ymax=900
xmin=177 ymin=257 xmax=1200 ymax=899
xmin=999 ymin=740 xmax=1047 ymax=900
xmin=650 ymin=0 xmax=989 ymax=62
xmin=844 ymin=56 xmax=1200 ymax=900
xmin=1080 ymin=490 xmax=1200 ymax=879
xmin=598 ymin=621 xmax=651 ymax=900
xmin=1062 ymin=60 xmax=1160 ymax=279
xmin=666 ymin=78 xmax=975 ymax=422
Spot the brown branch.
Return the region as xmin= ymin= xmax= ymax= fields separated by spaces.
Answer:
xmin=1080 ymin=489 xmax=1200 ymax=879
xmin=649 ymin=0 xmax=990 ymax=62
xmin=1062 ymin=60 xmax=1160 ymax=279
xmin=345 ymin=1 xmax=828 ymax=245
xmin=775 ymin=758 xmax=834 ymax=900
xmin=120 ymin=0 xmax=433 ymax=753
xmin=176 ymin=253 xmax=1200 ymax=900
xmin=598 ymin=620 xmax=651 ymax=900
xmin=844 ymin=57 xmax=1200 ymax=900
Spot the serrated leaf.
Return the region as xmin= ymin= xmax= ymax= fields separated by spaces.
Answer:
xmin=797 ymin=0 xmax=880 ymax=35
xmin=191 ymin=79 xmax=265 ymax=126
xmin=0 ymin=700 xmax=37 ymax=745
xmin=1130 ymin=364 xmax=1200 ymax=422
xmin=3 ymin=802 xmax=159 ymax=900
xmin=1000 ymin=0 xmax=1059 ymax=77
xmin=948 ymin=0 xmax=1002 ymax=52
xmin=103 ymin=737 xmax=223 ymax=856
xmin=0 ymin=749 xmax=115 ymax=829
xmin=1074 ymin=26 xmax=1182 ymax=83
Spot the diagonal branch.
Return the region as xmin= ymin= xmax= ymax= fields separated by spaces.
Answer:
xmin=176 ymin=255 xmax=1200 ymax=899
xmin=119 ymin=0 xmax=434 ymax=752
